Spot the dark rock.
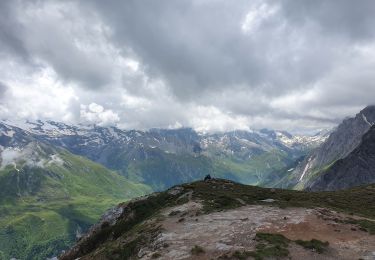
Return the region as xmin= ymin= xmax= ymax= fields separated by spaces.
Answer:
xmin=309 ymin=125 xmax=375 ymax=191
xmin=286 ymin=106 xmax=375 ymax=189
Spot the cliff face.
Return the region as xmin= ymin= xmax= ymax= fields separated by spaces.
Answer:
xmin=61 ymin=179 xmax=375 ymax=260
xmin=279 ymin=105 xmax=375 ymax=189
xmin=308 ymin=125 xmax=375 ymax=191
xmin=310 ymin=105 xmax=375 ymax=169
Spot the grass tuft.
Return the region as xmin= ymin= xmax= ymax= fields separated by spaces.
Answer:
xmin=151 ymin=252 xmax=161 ymax=258
xmin=295 ymin=239 xmax=329 ymax=253
xmin=255 ymin=232 xmax=290 ymax=247
xmin=191 ymin=245 xmax=205 ymax=255
xmin=232 ymin=233 xmax=291 ymax=260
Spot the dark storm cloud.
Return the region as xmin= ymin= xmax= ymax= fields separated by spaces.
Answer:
xmin=81 ymin=0 xmax=375 ymax=102
xmin=281 ymin=0 xmax=375 ymax=41
xmin=0 ymin=1 xmax=29 ymax=60
xmin=82 ymin=1 xmax=269 ymax=98
xmin=0 ymin=0 xmax=112 ymax=89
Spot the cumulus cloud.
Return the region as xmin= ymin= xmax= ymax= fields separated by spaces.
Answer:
xmin=80 ymin=103 xmax=120 ymax=126
xmin=0 ymin=0 xmax=375 ymax=133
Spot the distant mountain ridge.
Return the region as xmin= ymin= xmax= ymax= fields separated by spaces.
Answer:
xmin=2 ymin=119 xmax=327 ymax=154
xmin=1 ymin=119 xmax=328 ymax=190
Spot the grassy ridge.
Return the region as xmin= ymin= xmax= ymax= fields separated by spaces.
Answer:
xmin=62 ymin=179 xmax=375 ymax=259
xmin=0 ymin=149 xmax=151 ymax=260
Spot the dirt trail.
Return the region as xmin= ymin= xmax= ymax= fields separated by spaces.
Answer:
xmin=137 ymin=202 xmax=375 ymax=259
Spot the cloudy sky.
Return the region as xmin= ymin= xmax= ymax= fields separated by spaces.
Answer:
xmin=0 ymin=0 xmax=374 ymax=133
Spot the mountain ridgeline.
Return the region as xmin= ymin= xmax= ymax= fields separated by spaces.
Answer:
xmin=307 ymin=124 xmax=375 ymax=191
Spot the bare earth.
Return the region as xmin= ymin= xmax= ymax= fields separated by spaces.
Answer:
xmin=137 ymin=201 xmax=375 ymax=260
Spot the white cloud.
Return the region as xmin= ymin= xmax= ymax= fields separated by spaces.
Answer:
xmin=88 ymin=103 xmax=104 ymax=113
xmin=190 ymin=106 xmax=250 ymax=133
xmin=0 ymin=65 xmax=78 ymax=121
xmin=80 ymin=103 xmax=120 ymax=126
xmin=241 ymin=3 xmax=279 ymax=33
xmin=124 ymin=58 xmax=140 ymax=72
xmin=121 ymin=93 xmax=151 ymax=110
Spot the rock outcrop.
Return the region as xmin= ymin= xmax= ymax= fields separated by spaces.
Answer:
xmin=281 ymin=105 xmax=375 ymax=189
xmin=308 ymin=125 xmax=375 ymax=191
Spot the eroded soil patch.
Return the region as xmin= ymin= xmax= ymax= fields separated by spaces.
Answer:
xmin=138 ymin=203 xmax=375 ymax=259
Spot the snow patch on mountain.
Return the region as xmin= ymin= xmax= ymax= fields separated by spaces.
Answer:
xmin=361 ymin=113 xmax=374 ymax=126
xmin=299 ymin=157 xmax=313 ymax=181
xmin=275 ymin=131 xmax=330 ymax=149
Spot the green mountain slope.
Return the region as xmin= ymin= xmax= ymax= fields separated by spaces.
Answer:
xmin=211 ymin=149 xmax=295 ymax=185
xmin=123 ymin=148 xmax=216 ymax=191
xmin=120 ymin=146 xmax=296 ymax=191
xmin=0 ymin=143 xmax=151 ymax=260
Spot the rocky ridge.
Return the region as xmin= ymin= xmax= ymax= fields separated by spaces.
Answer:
xmin=278 ymin=105 xmax=375 ymax=189
xmin=61 ymin=179 xmax=375 ymax=260
xmin=308 ymin=124 xmax=375 ymax=191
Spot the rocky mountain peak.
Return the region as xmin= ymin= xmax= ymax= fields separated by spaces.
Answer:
xmin=358 ymin=105 xmax=375 ymax=126
xmin=284 ymin=106 xmax=375 ymax=189
xmin=308 ymin=124 xmax=375 ymax=191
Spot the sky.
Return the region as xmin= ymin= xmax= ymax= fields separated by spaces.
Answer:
xmin=0 ymin=0 xmax=375 ymax=134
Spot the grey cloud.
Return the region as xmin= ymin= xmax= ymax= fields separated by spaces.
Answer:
xmin=83 ymin=1 xmax=271 ymax=98
xmin=83 ymin=0 xmax=373 ymax=102
xmin=0 ymin=82 xmax=8 ymax=99
xmin=1 ymin=0 xmax=375 ymax=132
xmin=0 ymin=1 xmax=30 ymax=60
xmin=0 ymin=0 xmax=112 ymax=89
xmin=281 ymin=0 xmax=375 ymax=41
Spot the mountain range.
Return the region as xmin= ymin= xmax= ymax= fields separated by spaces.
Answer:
xmin=3 ymin=105 xmax=375 ymax=259
xmin=1 ymin=119 xmax=328 ymax=190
